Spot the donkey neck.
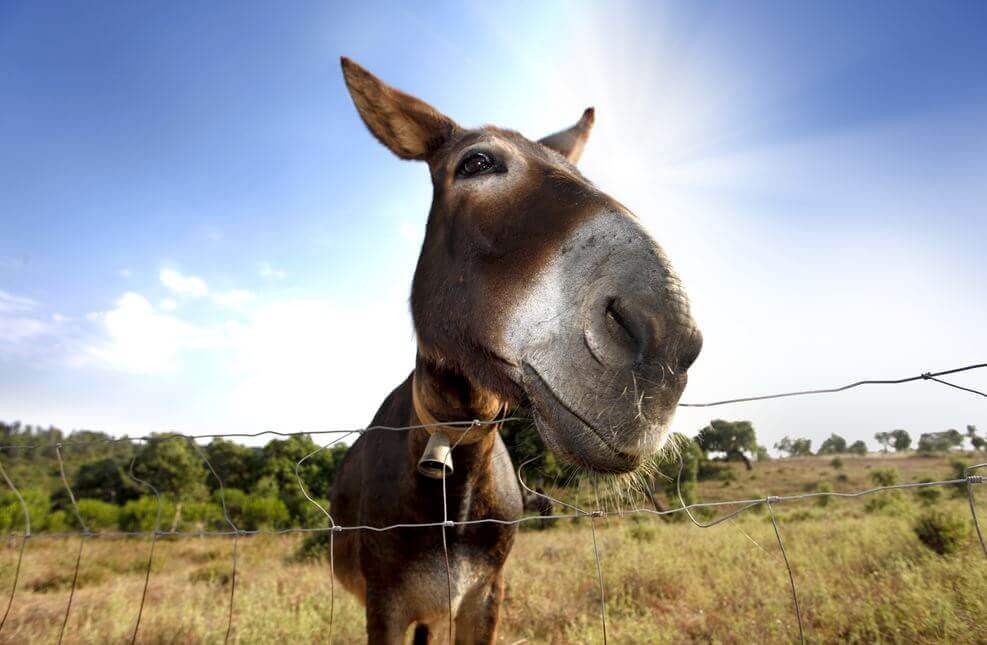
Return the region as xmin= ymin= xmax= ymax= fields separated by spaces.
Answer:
xmin=407 ymin=356 xmax=505 ymax=498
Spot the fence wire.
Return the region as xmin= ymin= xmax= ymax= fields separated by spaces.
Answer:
xmin=0 ymin=362 xmax=983 ymax=643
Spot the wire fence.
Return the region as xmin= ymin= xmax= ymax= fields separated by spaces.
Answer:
xmin=0 ymin=363 xmax=984 ymax=643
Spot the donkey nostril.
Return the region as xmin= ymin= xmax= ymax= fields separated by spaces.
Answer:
xmin=605 ymin=300 xmax=636 ymax=349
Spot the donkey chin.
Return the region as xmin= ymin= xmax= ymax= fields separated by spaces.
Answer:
xmin=521 ymin=361 xmax=687 ymax=474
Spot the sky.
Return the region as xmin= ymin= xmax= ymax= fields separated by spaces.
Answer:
xmin=1 ymin=1 xmax=985 ymax=451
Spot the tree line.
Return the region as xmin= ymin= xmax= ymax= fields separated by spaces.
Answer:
xmin=0 ymin=419 xmax=982 ymax=533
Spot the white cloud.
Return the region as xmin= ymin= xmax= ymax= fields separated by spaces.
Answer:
xmin=84 ymin=292 xmax=220 ymax=373
xmin=159 ymin=298 xmax=178 ymax=312
xmin=0 ymin=290 xmax=37 ymax=314
xmin=222 ymin=296 xmax=414 ymax=430
xmin=0 ymin=291 xmax=50 ymax=344
xmin=259 ymin=262 xmax=286 ymax=279
xmin=212 ymin=289 xmax=255 ymax=308
xmin=160 ymin=268 xmax=209 ymax=298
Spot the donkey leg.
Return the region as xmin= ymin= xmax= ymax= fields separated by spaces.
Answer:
xmin=365 ymin=590 xmax=409 ymax=645
xmin=454 ymin=571 xmax=505 ymax=645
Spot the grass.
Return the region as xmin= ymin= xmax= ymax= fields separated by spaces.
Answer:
xmin=0 ymin=452 xmax=982 ymax=643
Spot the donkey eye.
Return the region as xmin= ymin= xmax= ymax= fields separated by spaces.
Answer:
xmin=456 ymin=152 xmax=497 ymax=178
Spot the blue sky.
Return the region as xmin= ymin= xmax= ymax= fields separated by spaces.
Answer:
xmin=1 ymin=1 xmax=984 ymax=450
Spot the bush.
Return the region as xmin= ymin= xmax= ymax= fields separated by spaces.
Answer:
xmin=241 ymin=496 xmax=290 ymax=530
xmin=869 ymin=468 xmax=900 ymax=487
xmin=182 ymin=502 xmax=224 ymax=531
xmin=913 ymin=480 xmax=942 ymax=506
xmin=74 ymin=499 xmax=119 ymax=530
xmin=829 ymin=457 xmax=844 ymax=470
xmin=119 ymin=496 xmax=176 ymax=532
xmin=913 ymin=511 xmax=969 ymax=555
xmin=815 ymin=481 xmax=833 ymax=507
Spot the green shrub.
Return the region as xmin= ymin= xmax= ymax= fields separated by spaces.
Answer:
xmin=869 ymin=468 xmax=900 ymax=487
xmin=913 ymin=510 xmax=969 ymax=555
xmin=829 ymin=457 xmax=844 ymax=470
xmin=913 ymin=480 xmax=942 ymax=506
xmin=74 ymin=499 xmax=119 ymax=530
xmin=863 ymin=490 xmax=908 ymax=515
xmin=241 ymin=496 xmax=290 ymax=530
xmin=836 ymin=473 xmax=849 ymax=483
xmin=815 ymin=481 xmax=833 ymax=507
xmin=0 ymin=489 xmax=50 ymax=533
xmin=119 ymin=496 xmax=175 ymax=532
xmin=182 ymin=502 xmax=224 ymax=531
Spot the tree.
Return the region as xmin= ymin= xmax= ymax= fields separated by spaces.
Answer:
xmin=502 ymin=421 xmax=565 ymax=484
xmin=817 ymin=433 xmax=847 ymax=455
xmin=71 ymin=458 xmax=140 ymax=504
xmin=203 ymin=439 xmax=261 ymax=492
xmin=917 ymin=429 xmax=964 ymax=453
xmin=848 ymin=440 xmax=868 ymax=456
xmin=774 ymin=436 xmax=812 ymax=458
xmin=696 ymin=419 xmax=757 ymax=470
xmin=132 ymin=434 xmax=210 ymax=531
xmin=967 ymin=425 xmax=985 ymax=452
xmin=874 ymin=431 xmax=891 ymax=453
xmin=890 ymin=429 xmax=911 ymax=452
xmin=652 ymin=433 xmax=702 ymax=514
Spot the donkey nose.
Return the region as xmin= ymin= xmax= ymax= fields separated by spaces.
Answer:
xmin=590 ymin=294 xmax=702 ymax=373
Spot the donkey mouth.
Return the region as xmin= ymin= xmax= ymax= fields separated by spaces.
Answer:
xmin=522 ymin=363 xmax=642 ymax=474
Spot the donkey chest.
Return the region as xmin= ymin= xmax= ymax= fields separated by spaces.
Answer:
xmin=400 ymin=544 xmax=499 ymax=617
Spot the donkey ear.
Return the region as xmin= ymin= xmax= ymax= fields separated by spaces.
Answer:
xmin=341 ymin=57 xmax=458 ymax=161
xmin=538 ymin=108 xmax=595 ymax=164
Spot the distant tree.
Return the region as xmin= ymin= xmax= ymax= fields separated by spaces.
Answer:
xmin=71 ymin=458 xmax=140 ymax=504
xmin=502 ymin=421 xmax=565 ymax=484
xmin=967 ymin=425 xmax=985 ymax=452
xmin=653 ymin=433 xmax=702 ymax=514
xmin=132 ymin=434 xmax=210 ymax=531
xmin=917 ymin=429 xmax=964 ymax=453
xmin=848 ymin=440 xmax=868 ymax=456
xmin=132 ymin=435 xmax=208 ymax=501
xmin=817 ymin=433 xmax=847 ymax=455
xmin=755 ymin=445 xmax=771 ymax=462
xmin=874 ymin=431 xmax=891 ymax=453
xmin=203 ymin=439 xmax=261 ymax=492
xmin=696 ymin=419 xmax=757 ymax=470
xmin=774 ymin=436 xmax=812 ymax=458
xmin=890 ymin=429 xmax=911 ymax=452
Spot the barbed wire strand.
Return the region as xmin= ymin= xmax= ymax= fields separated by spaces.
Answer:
xmin=0 ymin=458 xmax=29 ymax=634
xmin=965 ymin=463 xmax=987 ymax=557
xmin=766 ymin=499 xmax=805 ymax=645
xmin=295 ymin=431 xmax=357 ymax=645
xmin=125 ymin=450 xmax=163 ymax=644
xmin=55 ymin=445 xmax=88 ymax=645
xmin=926 ymin=376 xmax=986 ymax=398
xmin=0 ymin=362 xmax=983 ymax=452
xmin=677 ymin=362 xmax=986 ymax=407
xmin=187 ymin=437 xmax=239 ymax=644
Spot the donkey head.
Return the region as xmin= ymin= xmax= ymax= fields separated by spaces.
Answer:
xmin=342 ymin=58 xmax=701 ymax=474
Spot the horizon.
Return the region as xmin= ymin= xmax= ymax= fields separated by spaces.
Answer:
xmin=2 ymin=1 xmax=985 ymax=451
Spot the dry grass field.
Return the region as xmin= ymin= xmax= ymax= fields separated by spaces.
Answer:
xmin=0 ymin=452 xmax=983 ymax=643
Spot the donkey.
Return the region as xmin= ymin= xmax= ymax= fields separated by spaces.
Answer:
xmin=329 ymin=58 xmax=702 ymax=644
